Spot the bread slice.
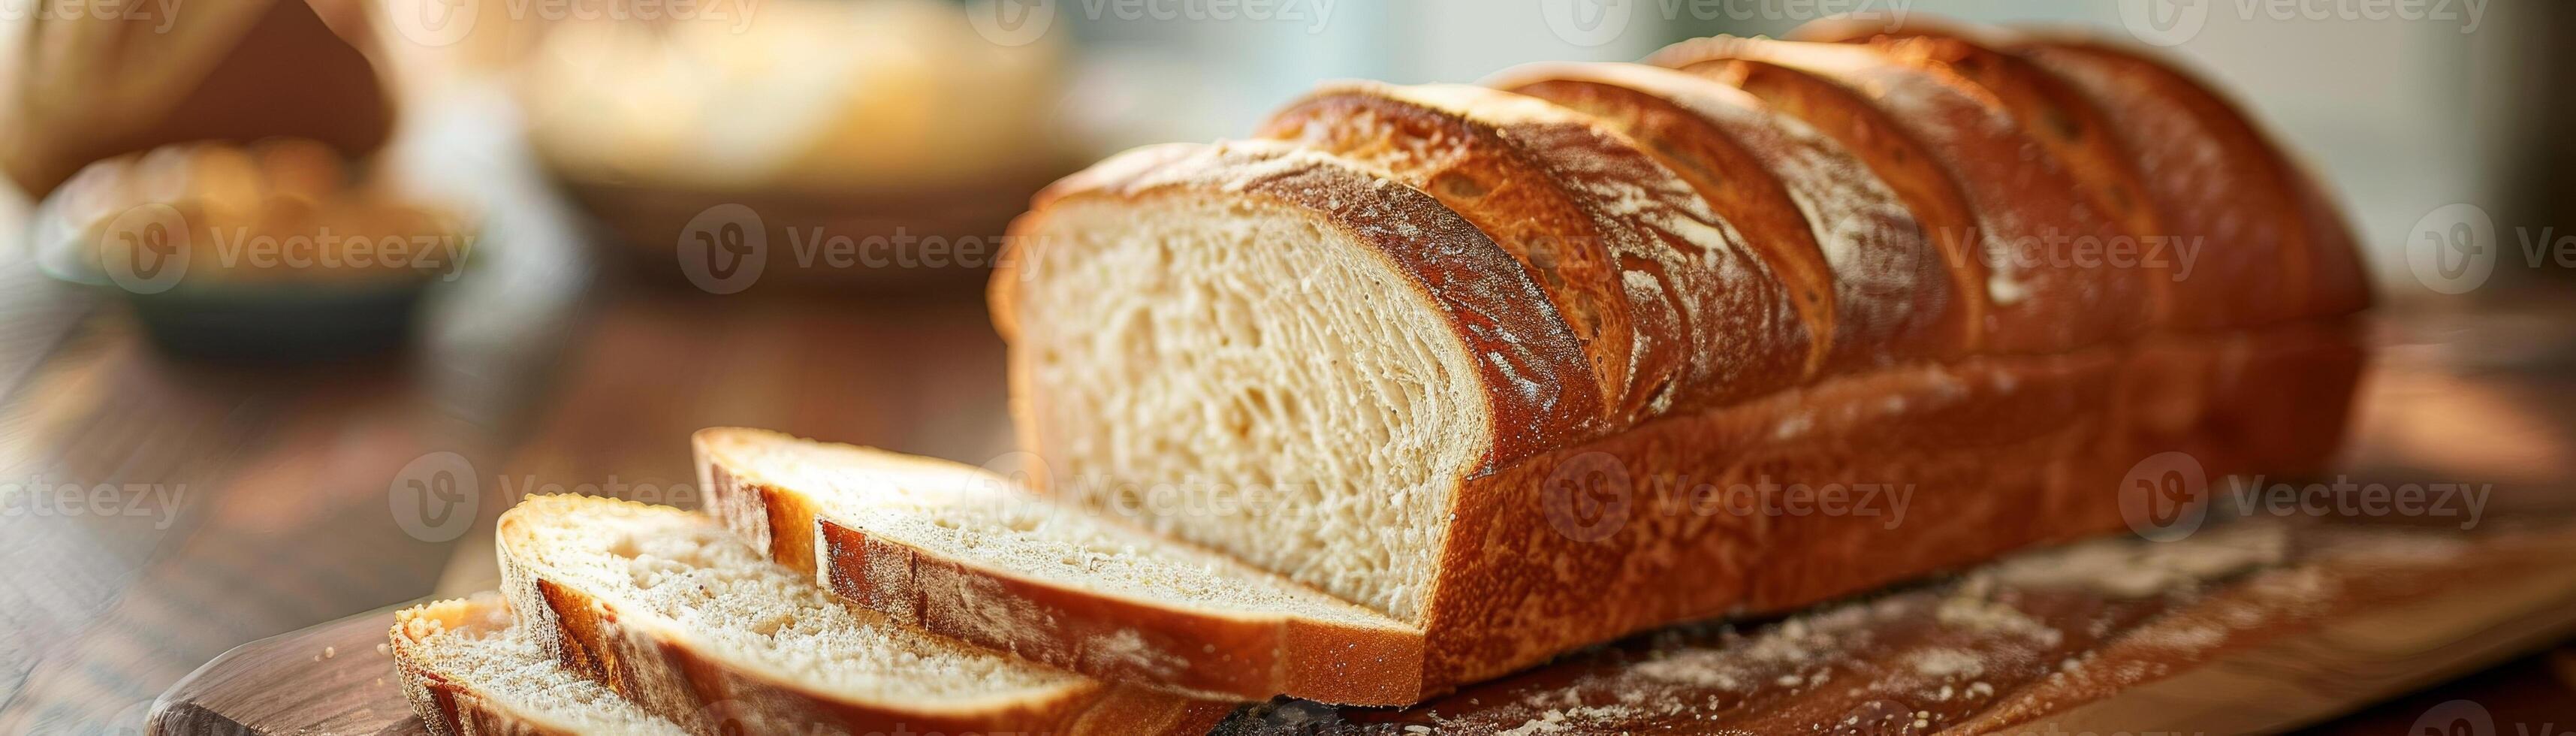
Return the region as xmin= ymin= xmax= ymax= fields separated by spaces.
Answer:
xmin=1647 ymin=37 xmax=2150 ymax=352
xmin=494 ymin=495 xmax=1230 ymax=734
xmin=695 ymin=426 xmax=1428 ymax=705
xmin=1483 ymin=61 xmax=1968 ymax=372
xmin=391 ymin=593 xmax=687 ymax=736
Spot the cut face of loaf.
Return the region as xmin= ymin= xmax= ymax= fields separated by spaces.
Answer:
xmin=494 ymin=495 xmax=1227 ymax=734
xmin=696 ymin=427 xmax=1430 ymax=706
xmin=994 ymin=138 xmax=1591 ymax=632
xmin=391 ymin=593 xmax=686 ymax=736
xmin=1484 ymin=61 xmax=1968 ymax=371
xmin=1650 ymin=37 xmax=2151 ymax=352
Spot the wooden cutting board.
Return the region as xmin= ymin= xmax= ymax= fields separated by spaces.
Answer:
xmin=145 ymin=512 xmax=2576 ymax=735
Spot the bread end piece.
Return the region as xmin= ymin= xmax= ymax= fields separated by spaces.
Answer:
xmin=391 ymin=593 xmax=686 ymax=736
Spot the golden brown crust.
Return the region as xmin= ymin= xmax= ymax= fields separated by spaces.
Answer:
xmin=2006 ymin=34 xmax=2376 ymax=323
xmin=494 ymin=500 xmax=1231 ymax=735
xmin=1651 ymin=37 xmax=2151 ymax=354
xmin=1258 ymin=82 xmax=1810 ymax=435
xmin=1798 ymin=31 xmax=2184 ymax=325
xmin=1486 ymin=62 xmax=1968 ymax=373
xmin=1487 ymin=65 xmax=1839 ymax=377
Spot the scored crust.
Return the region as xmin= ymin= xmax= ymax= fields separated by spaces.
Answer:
xmin=1799 ymin=31 xmax=2181 ymax=325
xmin=1258 ymin=80 xmax=1811 ymax=426
xmin=1649 ymin=37 xmax=2150 ymax=354
xmin=695 ymin=426 xmax=1429 ymax=707
xmin=494 ymin=495 xmax=1230 ymax=734
xmin=1486 ymin=61 xmax=1968 ymax=373
xmin=2005 ymin=33 xmax=2374 ymax=322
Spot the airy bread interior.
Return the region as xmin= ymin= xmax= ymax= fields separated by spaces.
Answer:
xmin=500 ymin=495 xmax=1087 ymax=706
xmin=701 ymin=427 xmax=1404 ymax=628
xmin=393 ymin=596 xmax=685 ymax=735
xmin=1007 ymin=192 xmax=1489 ymax=623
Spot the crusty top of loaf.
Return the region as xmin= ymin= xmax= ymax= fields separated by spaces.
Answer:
xmin=1259 ymin=81 xmax=1810 ymax=443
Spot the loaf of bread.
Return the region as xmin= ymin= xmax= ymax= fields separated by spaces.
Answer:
xmin=974 ymin=24 xmax=2369 ymax=701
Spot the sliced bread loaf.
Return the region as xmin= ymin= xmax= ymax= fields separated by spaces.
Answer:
xmin=695 ymin=426 xmax=1426 ymax=706
xmin=991 ymin=43 xmax=2367 ymax=698
xmin=494 ymin=494 xmax=1230 ymax=734
xmin=391 ymin=593 xmax=686 ymax=736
